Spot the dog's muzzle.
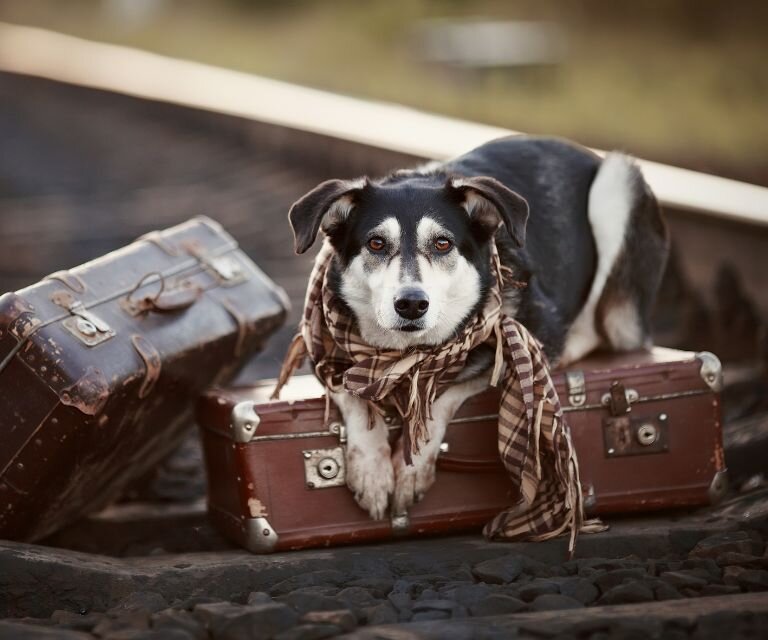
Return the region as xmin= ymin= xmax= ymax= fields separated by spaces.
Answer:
xmin=394 ymin=287 xmax=429 ymax=321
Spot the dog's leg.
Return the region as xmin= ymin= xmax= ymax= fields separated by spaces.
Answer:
xmin=561 ymin=153 xmax=641 ymax=366
xmin=391 ymin=374 xmax=489 ymax=515
xmin=331 ymin=390 xmax=394 ymax=520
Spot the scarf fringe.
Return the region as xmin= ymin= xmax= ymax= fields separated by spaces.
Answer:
xmin=271 ymin=333 xmax=307 ymax=400
xmin=274 ymin=240 xmax=603 ymax=557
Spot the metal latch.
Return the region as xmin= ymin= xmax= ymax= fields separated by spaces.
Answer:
xmin=329 ymin=422 xmax=347 ymax=444
xmin=565 ymin=370 xmax=586 ymax=407
xmin=61 ymin=301 xmax=115 ymax=347
xmin=601 ymin=381 xmax=639 ymax=416
xmin=303 ymin=447 xmax=346 ymax=489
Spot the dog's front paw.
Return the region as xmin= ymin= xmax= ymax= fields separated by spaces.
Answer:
xmin=345 ymin=445 xmax=394 ymax=520
xmin=391 ymin=444 xmax=438 ymax=516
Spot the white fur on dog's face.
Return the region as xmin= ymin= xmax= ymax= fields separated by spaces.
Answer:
xmin=339 ymin=216 xmax=482 ymax=350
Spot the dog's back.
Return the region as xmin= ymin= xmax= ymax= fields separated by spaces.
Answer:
xmin=445 ymin=135 xmax=669 ymax=363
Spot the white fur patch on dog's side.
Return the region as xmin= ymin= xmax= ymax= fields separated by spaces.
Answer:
xmin=602 ymin=297 xmax=646 ymax=351
xmin=561 ymin=153 xmax=636 ymax=364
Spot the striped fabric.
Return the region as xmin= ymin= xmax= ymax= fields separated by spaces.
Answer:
xmin=274 ymin=240 xmax=602 ymax=554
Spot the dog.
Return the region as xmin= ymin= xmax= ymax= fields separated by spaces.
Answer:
xmin=288 ymin=135 xmax=669 ymax=520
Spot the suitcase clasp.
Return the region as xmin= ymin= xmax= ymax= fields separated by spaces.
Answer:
xmin=60 ymin=300 xmax=115 ymax=347
xmin=601 ymin=381 xmax=639 ymax=416
xmin=565 ymin=370 xmax=586 ymax=407
xmin=329 ymin=421 xmax=347 ymax=444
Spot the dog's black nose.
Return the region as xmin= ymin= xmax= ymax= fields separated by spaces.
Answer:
xmin=394 ymin=288 xmax=429 ymax=320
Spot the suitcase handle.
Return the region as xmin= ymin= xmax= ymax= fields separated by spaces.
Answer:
xmin=150 ymin=281 xmax=203 ymax=313
xmin=123 ymin=273 xmax=202 ymax=315
xmin=436 ymin=453 xmax=501 ymax=473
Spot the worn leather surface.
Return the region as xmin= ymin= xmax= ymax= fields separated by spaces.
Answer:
xmin=0 ymin=216 xmax=287 ymax=541
xmin=198 ymin=348 xmax=723 ymax=552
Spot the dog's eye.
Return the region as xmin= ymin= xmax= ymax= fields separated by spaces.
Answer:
xmin=367 ymin=237 xmax=386 ymax=252
xmin=434 ymin=238 xmax=452 ymax=252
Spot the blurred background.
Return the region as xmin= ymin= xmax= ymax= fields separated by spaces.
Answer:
xmin=0 ymin=0 xmax=767 ymax=536
xmin=1 ymin=0 xmax=767 ymax=183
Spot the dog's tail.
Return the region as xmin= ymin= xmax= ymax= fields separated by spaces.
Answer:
xmin=561 ymin=153 xmax=668 ymax=364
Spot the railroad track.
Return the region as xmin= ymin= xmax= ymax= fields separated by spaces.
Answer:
xmin=1 ymin=25 xmax=767 ymax=639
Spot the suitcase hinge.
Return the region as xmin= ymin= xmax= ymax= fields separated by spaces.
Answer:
xmin=601 ymin=381 xmax=639 ymax=416
xmin=231 ymin=401 xmax=261 ymax=443
xmin=565 ymin=370 xmax=586 ymax=407
xmin=60 ymin=300 xmax=115 ymax=347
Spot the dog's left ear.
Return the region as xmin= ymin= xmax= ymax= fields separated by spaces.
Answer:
xmin=447 ymin=177 xmax=529 ymax=247
xmin=288 ymin=178 xmax=368 ymax=254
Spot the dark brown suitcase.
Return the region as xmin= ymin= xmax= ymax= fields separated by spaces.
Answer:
xmin=0 ymin=216 xmax=288 ymax=542
xmin=197 ymin=347 xmax=727 ymax=553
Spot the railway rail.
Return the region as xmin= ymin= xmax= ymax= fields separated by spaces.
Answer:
xmin=1 ymin=23 xmax=767 ymax=639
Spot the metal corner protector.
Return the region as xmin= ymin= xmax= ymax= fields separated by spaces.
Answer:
xmin=708 ymin=469 xmax=729 ymax=504
xmin=230 ymin=401 xmax=261 ymax=443
xmin=696 ymin=351 xmax=724 ymax=392
xmin=243 ymin=516 xmax=278 ymax=553
xmin=391 ymin=512 xmax=410 ymax=536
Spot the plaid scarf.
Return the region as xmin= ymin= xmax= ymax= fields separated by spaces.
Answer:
xmin=274 ymin=240 xmax=602 ymax=554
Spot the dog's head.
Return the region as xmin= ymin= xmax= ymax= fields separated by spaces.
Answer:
xmin=289 ymin=174 xmax=528 ymax=350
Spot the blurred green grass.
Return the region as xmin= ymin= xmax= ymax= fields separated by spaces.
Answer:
xmin=2 ymin=0 xmax=766 ymax=182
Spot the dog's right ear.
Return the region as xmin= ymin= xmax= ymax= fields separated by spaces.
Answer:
xmin=288 ymin=178 xmax=368 ymax=254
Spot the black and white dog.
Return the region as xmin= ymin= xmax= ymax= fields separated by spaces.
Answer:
xmin=289 ymin=136 xmax=669 ymax=519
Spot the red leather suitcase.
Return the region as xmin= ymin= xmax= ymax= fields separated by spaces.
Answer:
xmin=0 ymin=216 xmax=288 ymax=541
xmin=197 ymin=347 xmax=726 ymax=553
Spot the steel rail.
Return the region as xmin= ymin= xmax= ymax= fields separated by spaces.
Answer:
xmin=0 ymin=22 xmax=766 ymax=226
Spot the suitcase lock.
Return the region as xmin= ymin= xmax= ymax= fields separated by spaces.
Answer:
xmin=303 ymin=447 xmax=346 ymax=489
xmin=602 ymin=381 xmax=669 ymax=457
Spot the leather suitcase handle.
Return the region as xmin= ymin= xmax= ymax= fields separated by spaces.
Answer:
xmin=436 ymin=453 xmax=501 ymax=473
xmin=149 ymin=282 xmax=202 ymax=312
xmin=123 ymin=274 xmax=202 ymax=315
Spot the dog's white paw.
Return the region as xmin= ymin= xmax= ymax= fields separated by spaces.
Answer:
xmin=345 ymin=445 xmax=394 ymax=520
xmin=391 ymin=444 xmax=438 ymax=516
